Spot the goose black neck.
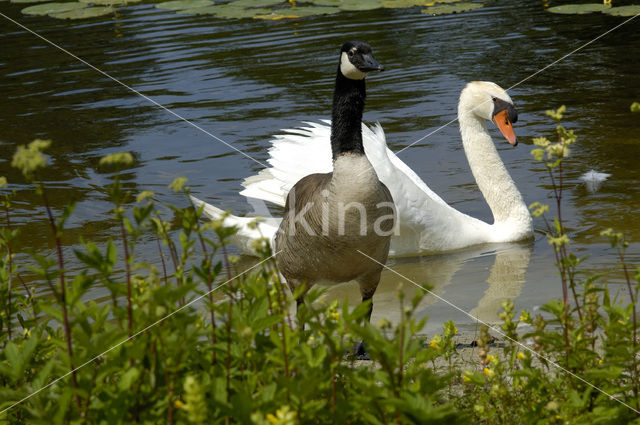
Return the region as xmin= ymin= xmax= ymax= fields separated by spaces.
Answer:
xmin=331 ymin=70 xmax=366 ymax=160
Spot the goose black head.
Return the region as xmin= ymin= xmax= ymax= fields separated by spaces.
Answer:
xmin=339 ymin=40 xmax=385 ymax=80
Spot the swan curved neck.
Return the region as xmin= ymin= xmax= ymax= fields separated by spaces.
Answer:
xmin=331 ymin=71 xmax=366 ymax=160
xmin=458 ymin=101 xmax=529 ymax=225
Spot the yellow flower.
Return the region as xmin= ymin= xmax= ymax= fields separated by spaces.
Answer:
xmin=517 ymin=352 xmax=525 ymax=361
xmin=462 ymin=375 xmax=471 ymax=383
xmin=331 ymin=311 xmax=340 ymax=321
xmin=429 ymin=334 xmax=442 ymax=350
xmin=486 ymin=354 xmax=498 ymax=364
xmin=266 ymin=406 xmax=297 ymax=425
xmin=376 ymin=318 xmax=391 ymax=328
xmin=174 ymin=400 xmax=185 ymax=409
xmin=483 ymin=367 xmax=494 ymax=378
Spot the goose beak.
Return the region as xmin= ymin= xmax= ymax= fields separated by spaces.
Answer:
xmin=360 ymin=53 xmax=385 ymax=73
xmin=493 ymin=109 xmax=517 ymax=146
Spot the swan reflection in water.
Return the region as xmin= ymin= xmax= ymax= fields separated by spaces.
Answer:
xmin=316 ymin=241 xmax=533 ymax=333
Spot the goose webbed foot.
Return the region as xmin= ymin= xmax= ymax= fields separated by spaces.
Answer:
xmin=354 ymin=340 xmax=370 ymax=361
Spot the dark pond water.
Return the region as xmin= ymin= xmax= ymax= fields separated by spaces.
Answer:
xmin=1 ymin=0 xmax=639 ymax=331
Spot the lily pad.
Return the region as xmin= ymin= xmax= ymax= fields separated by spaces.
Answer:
xmin=156 ymin=0 xmax=212 ymax=10
xmin=290 ymin=5 xmax=340 ymax=15
xmin=22 ymin=1 xmax=86 ymax=15
xmin=338 ymin=0 xmax=383 ymax=11
xmin=232 ymin=0 xmax=285 ymax=6
xmin=310 ymin=0 xmax=341 ymax=5
xmin=177 ymin=4 xmax=269 ymax=17
xmin=381 ymin=0 xmax=427 ymax=8
xmin=546 ymin=3 xmax=610 ymax=14
xmin=50 ymin=5 xmax=113 ymax=18
xmin=11 ymin=0 xmax=52 ymax=4
xmin=422 ymin=1 xmax=481 ymax=14
xmin=254 ymin=5 xmax=340 ymax=18
xmin=80 ymin=0 xmax=140 ymax=5
xmin=602 ymin=5 xmax=640 ymax=16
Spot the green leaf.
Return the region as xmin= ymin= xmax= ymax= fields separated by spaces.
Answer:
xmin=4 ymin=342 xmax=22 ymax=382
xmin=253 ymin=5 xmax=339 ymax=19
xmin=423 ymin=2 xmax=482 ymax=14
xmin=156 ymin=0 xmax=212 ymax=10
xmin=381 ymin=0 xmax=427 ymax=8
xmin=80 ymin=0 xmax=140 ymax=5
xmin=11 ymin=0 xmax=50 ymax=4
xmin=546 ymin=3 xmax=610 ymax=14
xmin=602 ymin=5 xmax=640 ymax=16
xmin=339 ymin=0 xmax=382 ymax=10
xmin=50 ymin=6 xmax=114 ymax=19
xmin=21 ymin=1 xmax=86 ymax=15
xmin=118 ymin=367 xmax=140 ymax=391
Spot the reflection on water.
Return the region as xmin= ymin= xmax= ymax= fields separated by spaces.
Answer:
xmin=1 ymin=0 xmax=639 ymax=328
xmin=318 ymin=242 xmax=532 ymax=332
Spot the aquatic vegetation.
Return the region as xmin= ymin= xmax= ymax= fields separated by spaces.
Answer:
xmin=422 ymin=1 xmax=483 ymax=15
xmin=546 ymin=3 xmax=611 ymax=14
xmin=602 ymin=4 xmax=640 ymax=15
xmin=52 ymin=6 xmax=114 ymax=18
xmin=13 ymin=0 xmax=484 ymax=21
xmin=155 ymin=0 xmax=213 ymax=11
xmin=10 ymin=0 xmax=51 ymax=4
xmin=546 ymin=2 xmax=640 ymax=16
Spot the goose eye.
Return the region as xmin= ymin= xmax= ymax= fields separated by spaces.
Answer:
xmin=492 ymin=97 xmax=497 ymax=102
xmin=348 ymin=50 xmax=355 ymax=58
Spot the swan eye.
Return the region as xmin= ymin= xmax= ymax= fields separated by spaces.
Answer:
xmin=492 ymin=97 xmax=497 ymax=102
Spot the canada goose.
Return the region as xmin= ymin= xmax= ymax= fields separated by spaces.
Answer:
xmin=274 ymin=41 xmax=394 ymax=357
xmin=191 ymin=82 xmax=531 ymax=256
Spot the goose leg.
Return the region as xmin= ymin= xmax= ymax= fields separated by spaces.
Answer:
xmin=285 ymin=277 xmax=306 ymax=327
xmin=354 ymin=271 xmax=382 ymax=360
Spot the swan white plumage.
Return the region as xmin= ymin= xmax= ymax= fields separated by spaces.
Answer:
xmin=191 ymin=81 xmax=533 ymax=256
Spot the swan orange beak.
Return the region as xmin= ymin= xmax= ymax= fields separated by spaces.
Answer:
xmin=493 ymin=109 xmax=517 ymax=146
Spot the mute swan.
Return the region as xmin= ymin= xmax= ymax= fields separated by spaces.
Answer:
xmin=191 ymin=81 xmax=532 ymax=257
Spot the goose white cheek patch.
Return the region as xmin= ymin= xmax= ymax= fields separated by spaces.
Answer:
xmin=340 ymin=52 xmax=366 ymax=80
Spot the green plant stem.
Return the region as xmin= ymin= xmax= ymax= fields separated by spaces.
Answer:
xmin=3 ymin=210 xmax=13 ymax=341
xmin=398 ymin=305 xmax=405 ymax=392
xmin=156 ymin=235 xmax=169 ymax=286
xmin=226 ymin=288 xmax=233 ymax=398
xmin=189 ymin=198 xmax=218 ymax=364
xmin=41 ymin=189 xmax=81 ymax=410
xmin=160 ymin=347 xmax=174 ymax=425
xmin=619 ymin=249 xmax=639 ymax=408
xmin=119 ymin=220 xmax=133 ymax=339
xmin=547 ymin=167 xmax=569 ymax=307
